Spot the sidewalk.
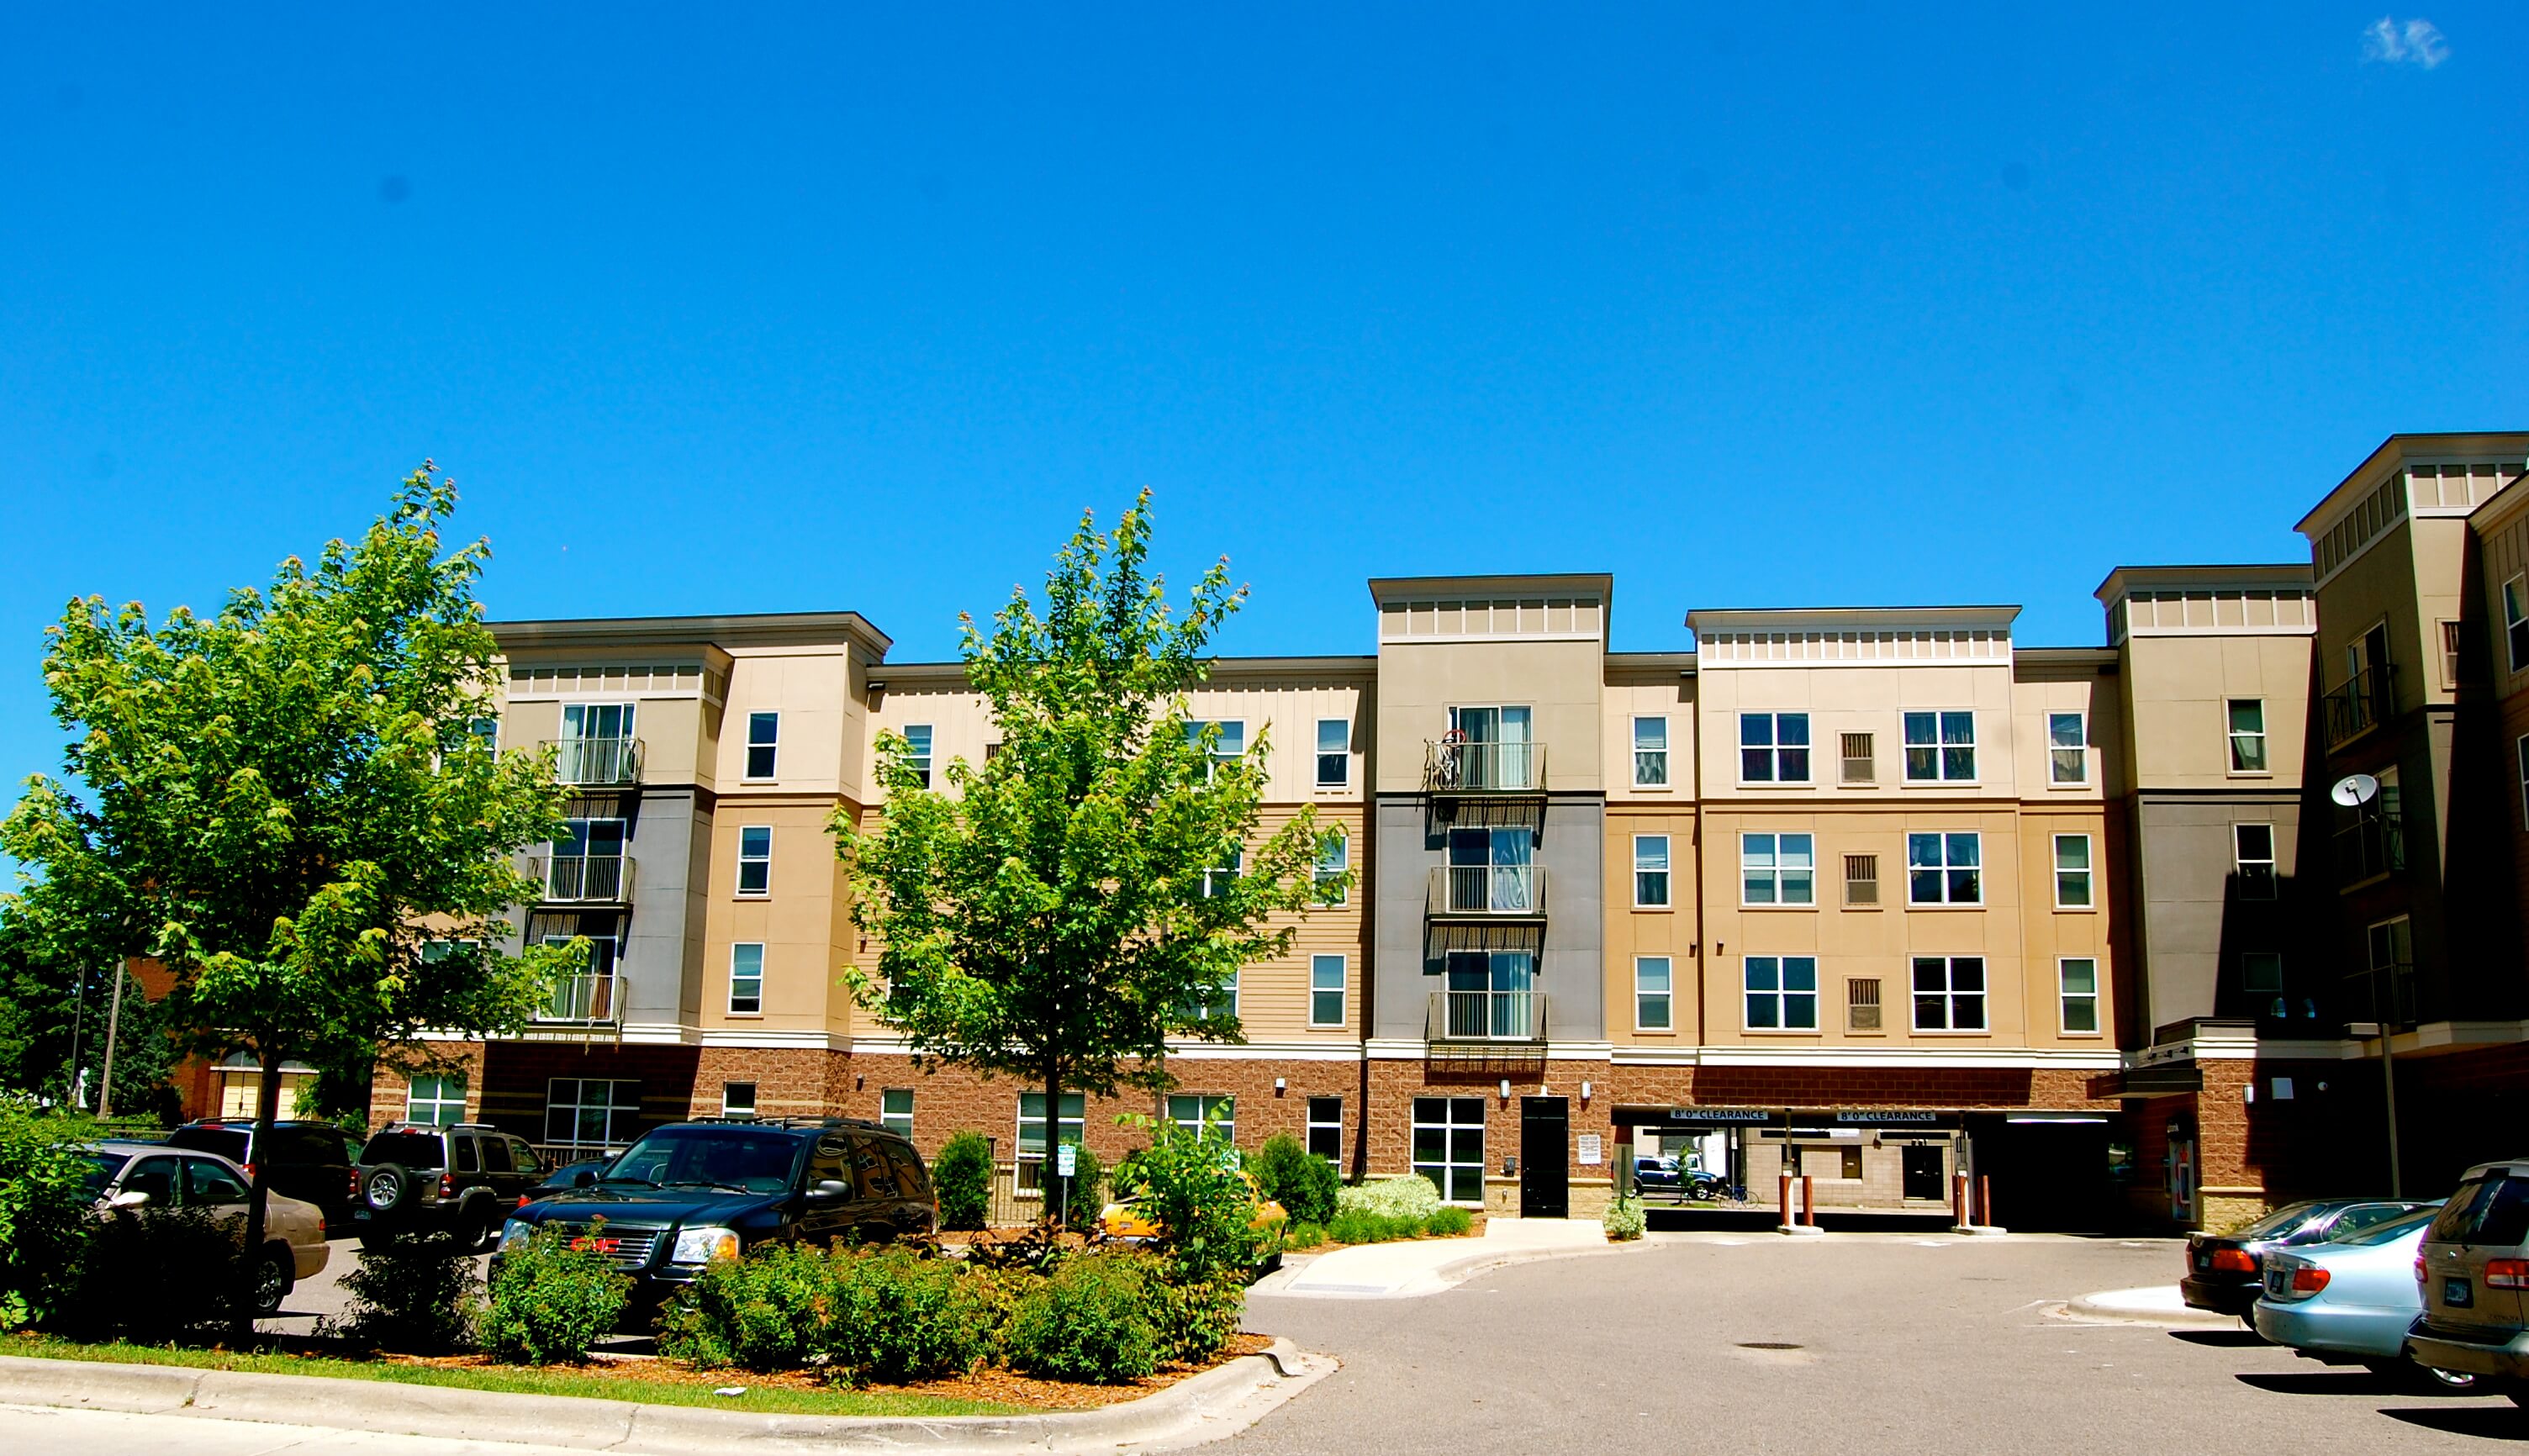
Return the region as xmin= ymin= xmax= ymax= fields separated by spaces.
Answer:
xmin=1261 ymin=1216 xmax=1614 ymax=1299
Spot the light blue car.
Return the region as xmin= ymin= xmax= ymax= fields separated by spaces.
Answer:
xmin=2253 ymin=1207 xmax=2475 ymax=1390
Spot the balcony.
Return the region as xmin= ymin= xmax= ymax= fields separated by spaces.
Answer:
xmin=1427 ymin=864 xmax=1548 ymax=921
xmin=536 ymin=973 xmax=623 ymax=1025
xmin=532 ymin=854 xmax=635 ymax=905
xmin=548 ymin=736 xmax=644 ymax=786
xmin=1426 ymin=989 xmax=1547 ymax=1044
xmin=2334 ymin=809 xmax=2406 ymax=884
xmin=1423 ymin=739 xmax=1547 ymax=797
xmin=2322 ymin=666 xmax=2395 ymax=750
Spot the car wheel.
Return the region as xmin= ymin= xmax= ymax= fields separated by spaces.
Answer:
xmin=362 ymin=1163 xmax=416 ymax=1214
xmin=250 ymin=1246 xmax=293 ymax=1316
xmin=465 ymin=1201 xmax=501 ymax=1253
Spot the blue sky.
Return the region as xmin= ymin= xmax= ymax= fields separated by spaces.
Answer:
xmin=2 ymin=5 xmax=2523 ymax=799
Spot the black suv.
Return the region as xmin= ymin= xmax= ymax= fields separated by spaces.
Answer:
xmin=352 ymin=1121 xmax=548 ymax=1249
xmin=166 ymin=1119 xmax=362 ymax=1222
xmin=496 ymin=1118 xmax=935 ymax=1322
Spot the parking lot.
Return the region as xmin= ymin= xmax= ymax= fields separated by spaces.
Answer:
xmin=1234 ymin=1233 xmax=2527 ymax=1455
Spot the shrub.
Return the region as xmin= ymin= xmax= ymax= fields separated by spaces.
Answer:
xmin=1602 ymin=1195 xmax=1646 ymax=1242
xmin=1328 ymin=1209 xmax=1423 ymax=1245
xmin=1283 ymin=1221 xmax=1327 ymax=1251
xmin=1106 ymin=1116 xmax=1263 ymax=1284
xmin=0 ymin=1096 xmax=98 ymax=1331
xmin=1249 ymin=1135 xmax=1338 ymax=1227
xmin=1425 ymin=1205 xmax=1474 ymax=1237
xmin=933 ymin=1132 xmax=994 ymax=1232
xmin=821 ymin=1248 xmax=991 ymax=1383
xmin=1149 ymin=1272 xmax=1244 ymax=1365
xmin=478 ymin=1225 xmax=631 ymax=1364
xmin=662 ymin=1244 xmax=990 ymax=1385
xmin=322 ymin=1233 xmax=481 ymax=1352
xmin=1336 ymin=1174 xmax=1443 ymax=1222
xmin=659 ymin=1242 xmax=830 ymax=1371
xmin=1002 ymin=1252 xmax=1161 ymax=1384
xmin=65 ymin=1204 xmax=245 ymax=1341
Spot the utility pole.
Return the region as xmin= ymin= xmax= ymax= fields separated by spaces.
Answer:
xmin=65 ymin=963 xmax=89 ymax=1110
xmin=97 ymin=967 xmax=127 ymax=1121
xmin=2376 ymin=967 xmax=2404 ymax=1199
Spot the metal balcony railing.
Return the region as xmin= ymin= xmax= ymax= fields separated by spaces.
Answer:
xmin=2342 ymin=964 xmax=2418 ymax=1031
xmin=536 ymin=973 xmax=624 ymax=1025
xmin=2334 ymin=810 xmax=2406 ymax=884
xmin=1423 ymin=739 xmax=1547 ymax=795
xmin=1427 ymin=864 xmax=1548 ymax=919
xmin=549 ymin=736 xmax=644 ymax=786
xmin=1426 ymin=989 xmax=1547 ymax=1043
xmin=2322 ymin=667 xmax=2394 ymax=749
xmin=532 ymin=854 xmax=635 ymax=904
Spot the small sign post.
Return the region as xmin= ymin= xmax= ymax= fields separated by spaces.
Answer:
xmin=1056 ymin=1141 xmax=1077 ymax=1228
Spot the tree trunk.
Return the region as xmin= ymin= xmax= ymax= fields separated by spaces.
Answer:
xmin=1043 ymin=1060 xmax=1063 ymax=1232
xmin=240 ymin=1042 xmax=286 ymax=1333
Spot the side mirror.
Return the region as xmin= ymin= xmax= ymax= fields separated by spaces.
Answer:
xmin=571 ymin=1169 xmax=598 ymax=1189
xmin=805 ymin=1179 xmax=851 ymax=1204
xmin=108 ymin=1190 xmax=150 ymax=1210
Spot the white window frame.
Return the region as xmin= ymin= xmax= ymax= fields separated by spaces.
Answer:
xmin=729 ymin=942 xmax=765 ymax=1016
xmin=1906 ymin=831 xmax=1983 ymax=906
xmin=2053 ymin=833 xmax=2093 ymax=910
xmin=1315 ymin=831 xmax=1349 ymax=906
xmin=1187 ymin=719 xmax=1246 ymax=781
xmin=1183 ymin=967 xmax=1238 ymax=1022
xmin=1016 ymin=1092 xmax=1085 ymax=1195
xmin=1902 ymin=710 xmax=1977 ymax=783
xmin=1739 ymin=712 xmax=1813 ymax=784
xmin=1635 ymin=955 xmax=1673 ymax=1031
xmin=2226 ymin=699 xmax=2268 ymax=775
xmin=1309 ymin=954 xmax=1347 ymax=1027
xmin=2234 ymin=823 xmax=2278 ymax=900
xmin=1740 ymin=831 xmax=1815 ymax=907
xmin=2517 ymin=734 xmax=2529 ymax=831
xmin=1743 ymin=955 xmax=1819 ymax=1031
xmin=1633 ymin=834 xmax=1671 ymax=909
xmin=1633 ymin=715 xmax=1670 ymax=789
xmin=1910 ymin=956 xmax=1988 ymax=1032
xmin=880 ymin=1087 xmax=914 ymax=1137
xmin=901 ymin=724 xmax=935 ymax=789
xmin=2047 ymin=711 xmax=2087 ymax=786
xmin=1306 ymin=1096 xmax=1343 ymax=1163
xmin=736 ymin=825 xmax=773 ymax=897
xmin=1315 ymin=718 xmax=1349 ymax=789
xmin=1410 ymin=1095 xmax=1486 ymax=1205
xmin=744 ymin=710 xmax=779 ymax=780
xmin=2058 ymin=957 xmax=2100 ymax=1036
xmin=408 ymin=1073 xmax=467 ymax=1126
xmin=1202 ymin=843 xmax=1243 ymax=899
xmin=2505 ymin=576 xmax=2529 ymax=673
xmin=721 ymin=1081 xmax=758 ymax=1118
xmin=1166 ymin=1094 xmax=1236 ymax=1144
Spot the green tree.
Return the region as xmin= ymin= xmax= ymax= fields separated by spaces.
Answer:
xmin=837 ymin=493 xmax=1345 ymax=1200
xmin=0 ymin=465 xmax=582 ymax=1275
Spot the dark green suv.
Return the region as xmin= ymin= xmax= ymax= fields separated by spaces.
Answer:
xmin=351 ymin=1121 xmax=547 ymax=1250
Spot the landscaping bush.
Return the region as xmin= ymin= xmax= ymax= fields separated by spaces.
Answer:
xmin=1335 ymin=1174 xmax=1442 ymax=1222
xmin=66 ymin=1203 xmax=246 ymax=1341
xmin=1149 ymin=1272 xmax=1245 ymax=1365
xmin=1328 ymin=1209 xmax=1423 ymax=1245
xmin=1106 ymin=1116 xmax=1264 ymax=1285
xmin=1283 ymin=1221 xmax=1327 ymax=1251
xmin=933 ymin=1131 xmax=994 ymax=1232
xmin=1602 ymin=1195 xmax=1646 ymax=1242
xmin=661 ymin=1244 xmax=991 ymax=1385
xmin=1001 ymin=1252 xmax=1161 ymax=1384
xmin=321 ymin=1234 xmax=482 ymax=1353
xmin=478 ymin=1224 xmax=631 ymax=1364
xmin=0 ymin=1095 xmax=97 ymax=1332
xmin=659 ymin=1242 xmax=829 ymax=1370
xmin=1425 ymin=1205 xmax=1474 ymax=1237
xmin=1249 ymin=1134 xmax=1338 ymax=1227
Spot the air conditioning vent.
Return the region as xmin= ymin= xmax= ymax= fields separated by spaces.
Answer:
xmin=1845 ymin=853 xmax=1879 ymax=906
xmin=1841 ymin=732 xmax=1875 ymax=783
xmin=1848 ymin=978 xmax=1882 ymax=1031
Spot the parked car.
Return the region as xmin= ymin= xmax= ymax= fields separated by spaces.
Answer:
xmin=1099 ymin=1168 xmax=1290 ymax=1265
xmin=495 ymin=1117 xmax=936 ymax=1325
xmin=2252 ymin=1207 xmax=2474 ymax=1390
xmin=523 ymin=1155 xmax=615 ymax=1206
xmin=2406 ymin=1158 xmax=2529 ymax=1402
xmin=82 ymin=1139 xmax=331 ymax=1315
xmin=2183 ymin=1198 xmax=2431 ymax=1321
xmin=166 ymin=1118 xmax=362 ymax=1222
xmin=352 ymin=1122 xmax=548 ymax=1250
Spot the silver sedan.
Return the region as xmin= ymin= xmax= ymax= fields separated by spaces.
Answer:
xmin=2252 ymin=1207 xmax=2473 ymax=1391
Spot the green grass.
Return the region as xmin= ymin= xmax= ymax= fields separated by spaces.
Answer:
xmin=3 ymin=1335 xmax=1027 ymax=1418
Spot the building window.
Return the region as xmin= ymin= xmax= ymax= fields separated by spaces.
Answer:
xmin=2054 ymin=834 xmax=2093 ymax=909
xmin=721 ymin=1082 xmax=758 ymax=1119
xmin=737 ymin=826 xmax=772 ymax=896
xmin=547 ymin=818 xmax=629 ymax=901
xmin=1843 ymin=853 xmax=1879 ymax=906
xmin=1745 ymin=957 xmax=1819 ymax=1030
xmin=2243 ymin=952 xmax=2285 ymax=1018
xmin=546 ymin=1078 xmax=641 ymax=1151
xmin=558 ymin=702 xmax=636 ymax=783
xmin=1741 ymin=832 xmax=1815 ymax=905
xmin=2366 ymin=917 xmax=2416 ymax=1026
xmin=745 ymin=711 xmax=779 ymax=779
xmin=2227 ymin=699 xmax=2268 ymax=773
xmin=1307 ymin=1096 xmax=1343 ymax=1163
xmin=2440 ymin=620 xmax=2465 ymax=689
xmin=1016 ymin=1092 xmax=1085 ymax=1194
xmin=466 ymin=715 xmax=500 ymax=752
xmin=408 ymin=1073 xmax=466 ymax=1126
xmin=1411 ymin=1096 xmax=1486 ymax=1204
xmin=881 ymin=1088 xmax=913 ymax=1137
xmin=1634 ymin=716 xmax=1670 ymax=787
xmin=1840 ymin=732 xmax=1875 ymax=784
xmin=2060 ymin=958 xmax=2100 ymax=1034
xmin=1906 ymin=832 xmax=1983 ymax=905
xmin=2506 ymin=577 xmax=2529 ymax=673
xmin=1201 ymin=844 xmax=1242 ymax=899
xmin=1310 ymin=954 xmax=1347 ymax=1027
xmin=2048 ymin=712 xmax=2087 ymax=785
xmin=1315 ymin=831 xmax=1349 ymax=906
xmin=1187 ymin=720 xmax=1245 ymax=780
xmin=729 ymin=942 xmax=765 ymax=1015
xmin=1846 ymin=978 xmax=1882 ymax=1031
xmin=2519 ymin=736 xmax=2529 ymax=829
xmin=1911 ymin=957 xmax=1988 ymax=1031
xmin=1902 ymin=711 xmax=1976 ymax=782
xmin=1740 ymin=713 xmax=1811 ymax=783
xmin=1634 ymin=835 xmax=1671 ymax=908
xmin=2234 ymin=824 xmax=2277 ymax=899
xmin=1316 ymin=718 xmax=1349 ymax=789
xmin=1167 ymin=1095 xmax=1235 ymax=1143
xmin=902 ymin=725 xmax=934 ymax=788
xmin=1635 ymin=956 xmax=1673 ymax=1031
xmin=1181 ymin=968 xmax=1238 ymax=1022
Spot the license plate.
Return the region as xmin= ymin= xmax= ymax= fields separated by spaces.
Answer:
xmin=2446 ymin=1279 xmax=2474 ymax=1308
xmin=2194 ymin=1253 xmax=2210 ymax=1270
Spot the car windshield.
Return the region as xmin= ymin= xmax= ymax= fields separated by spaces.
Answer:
xmin=81 ymin=1151 xmax=131 ymax=1200
xmin=166 ymin=1126 xmax=251 ymax=1161
xmin=2432 ymin=1174 xmax=2529 ymax=1247
xmin=2235 ymin=1200 xmax=2322 ymax=1240
xmin=359 ymin=1132 xmax=447 ymax=1170
xmin=604 ymin=1128 xmax=798 ymax=1194
xmin=2340 ymin=1209 xmax=2437 ymax=1248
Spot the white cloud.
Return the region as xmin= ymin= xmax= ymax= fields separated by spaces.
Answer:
xmin=2363 ymin=16 xmax=2450 ymax=67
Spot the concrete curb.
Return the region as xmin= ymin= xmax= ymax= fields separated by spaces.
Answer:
xmin=0 ymin=1341 xmax=1337 ymax=1455
xmin=2054 ymin=1286 xmax=2242 ymax=1330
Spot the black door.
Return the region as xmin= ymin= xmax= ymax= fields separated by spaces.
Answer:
xmin=1519 ymin=1097 xmax=1569 ymax=1218
xmin=1901 ymin=1144 xmax=1945 ymax=1201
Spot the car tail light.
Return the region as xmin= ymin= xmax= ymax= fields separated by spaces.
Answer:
xmin=438 ymin=1174 xmax=454 ymax=1200
xmin=2210 ymin=1248 xmax=2257 ymax=1274
xmin=2486 ymin=1259 xmax=2529 ymax=1290
xmin=2290 ymin=1267 xmax=2331 ymax=1294
xmin=2417 ymin=1258 xmax=2429 ymax=1284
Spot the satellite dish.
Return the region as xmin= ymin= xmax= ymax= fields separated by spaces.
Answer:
xmin=2331 ymin=773 xmax=2379 ymax=808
